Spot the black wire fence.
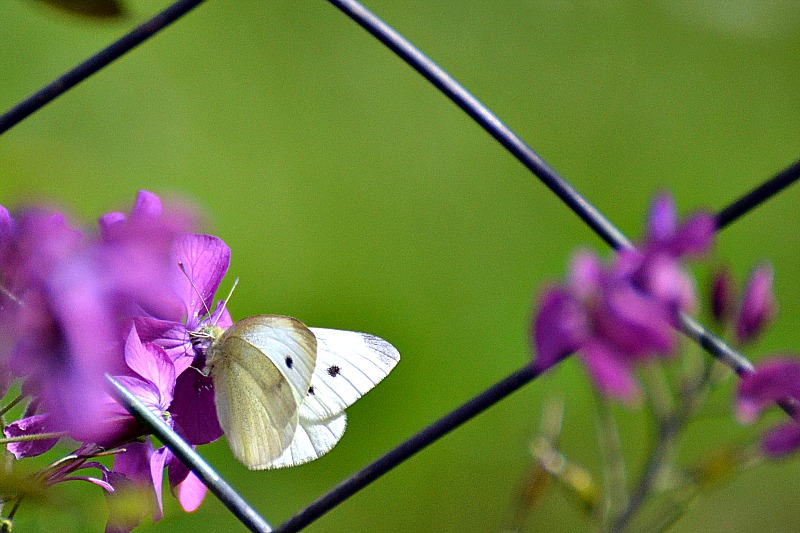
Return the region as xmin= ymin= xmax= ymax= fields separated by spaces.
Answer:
xmin=0 ymin=1 xmax=797 ymax=532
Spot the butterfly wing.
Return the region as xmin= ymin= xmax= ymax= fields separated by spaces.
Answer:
xmin=209 ymin=315 xmax=317 ymax=470
xmin=301 ymin=328 xmax=400 ymax=421
xmin=264 ymin=413 xmax=348 ymax=469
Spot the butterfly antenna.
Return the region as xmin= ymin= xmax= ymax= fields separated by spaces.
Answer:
xmin=212 ymin=277 xmax=239 ymax=326
xmin=178 ymin=261 xmax=213 ymax=318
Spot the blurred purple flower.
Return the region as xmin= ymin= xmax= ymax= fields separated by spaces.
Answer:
xmin=644 ymin=192 xmax=715 ymax=258
xmin=0 ymin=191 xmax=222 ymax=524
xmin=0 ymin=191 xmax=194 ymax=443
xmin=710 ymin=267 xmax=735 ymax=324
xmin=532 ymin=286 xmax=589 ymax=372
xmin=631 ymin=193 xmax=715 ymax=313
xmin=736 ymin=357 xmax=800 ymax=457
xmin=735 ymin=263 xmax=776 ymax=344
xmin=532 ymin=193 xmax=713 ymax=404
xmin=6 ymin=326 xmax=176 ymax=457
xmin=534 ymin=250 xmax=677 ymax=404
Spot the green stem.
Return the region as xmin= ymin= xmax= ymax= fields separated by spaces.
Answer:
xmin=0 ymin=395 xmax=25 ymax=419
xmin=595 ymin=394 xmax=627 ymax=526
xmin=0 ymin=432 xmax=66 ymax=445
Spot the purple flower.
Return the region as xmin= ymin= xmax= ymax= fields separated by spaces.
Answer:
xmin=0 ymin=191 xmax=220 ymax=525
xmin=6 ymin=326 xmax=176 ymax=457
xmin=150 ymin=445 xmax=208 ymax=516
xmin=134 ymin=233 xmax=232 ymax=445
xmin=96 ymin=325 xmax=177 ymax=448
xmin=532 ymin=193 xmax=713 ymax=404
xmin=3 ymin=413 xmax=60 ymax=459
xmin=532 ymin=286 xmax=589 ymax=372
xmin=1 ymin=209 xmax=121 ymax=441
xmin=533 ymin=250 xmax=678 ymax=404
xmin=710 ymin=267 xmax=735 ymax=324
xmin=644 ymin=192 xmax=715 ymax=258
xmin=735 ymin=263 xmax=776 ymax=344
xmin=0 ymin=191 xmax=194 ymax=443
xmin=631 ymin=194 xmax=715 ymax=314
xmin=736 ymin=357 xmax=800 ymax=457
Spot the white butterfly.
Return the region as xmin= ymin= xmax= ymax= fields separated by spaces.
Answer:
xmin=200 ymin=315 xmax=399 ymax=470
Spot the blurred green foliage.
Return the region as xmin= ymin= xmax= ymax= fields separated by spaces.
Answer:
xmin=0 ymin=1 xmax=798 ymax=531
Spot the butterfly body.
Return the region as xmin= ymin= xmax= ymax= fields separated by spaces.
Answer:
xmin=201 ymin=314 xmax=399 ymax=470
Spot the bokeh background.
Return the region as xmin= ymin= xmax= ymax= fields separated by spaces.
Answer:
xmin=1 ymin=1 xmax=799 ymax=531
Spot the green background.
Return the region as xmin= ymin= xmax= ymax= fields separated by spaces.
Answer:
xmin=1 ymin=1 xmax=799 ymax=531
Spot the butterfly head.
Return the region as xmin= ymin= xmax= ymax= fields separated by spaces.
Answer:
xmin=188 ymin=324 xmax=226 ymax=350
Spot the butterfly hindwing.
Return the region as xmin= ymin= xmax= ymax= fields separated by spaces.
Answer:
xmin=301 ymin=328 xmax=400 ymax=421
xmin=265 ymin=413 xmax=348 ymax=469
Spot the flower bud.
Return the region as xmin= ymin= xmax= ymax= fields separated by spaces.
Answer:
xmin=736 ymin=264 xmax=776 ymax=344
xmin=710 ymin=267 xmax=735 ymax=324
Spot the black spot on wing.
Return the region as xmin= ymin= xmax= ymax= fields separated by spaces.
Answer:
xmin=327 ymin=365 xmax=341 ymax=377
xmin=285 ymin=356 xmax=294 ymax=369
xmin=308 ymin=386 xmax=315 ymax=396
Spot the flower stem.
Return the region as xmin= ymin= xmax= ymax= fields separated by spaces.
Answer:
xmin=0 ymin=396 xmax=24 ymax=419
xmin=594 ymin=393 xmax=627 ymax=525
xmin=608 ymin=418 xmax=679 ymax=533
xmin=0 ymin=432 xmax=66 ymax=445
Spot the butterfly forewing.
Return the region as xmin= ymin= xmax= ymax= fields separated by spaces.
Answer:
xmin=301 ymin=328 xmax=400 ymax=421
xmin=208 ymin=315 xmax=317 ymax=469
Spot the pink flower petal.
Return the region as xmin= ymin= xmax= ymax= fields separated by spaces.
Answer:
xmin=170 ymin=369 xmax=223 ymax=445
xmin=674 ymin=213 xmax=715 ymax=256
xmin=4 ymin=414 xmax=60 ymax=459
xmin=171 ymin=234 xmax=231 ymax=324
xmin=176 ymin=471 xmax=207 ymax=512
xmin=581 ymin=340 xmax=641 ymax=405
xmin=736 ymin=263 xmax=776 ymax=344
xmin=597 ymin=283 xmax=675 ymax=358
xmin=646 ymin=193 xmax=677 ymax=244
xmin=133 ymin=316 xmax=195 ymax=373
xmin=736 ymin=357 xmax=800 ymax=421
xmin=123 ymin=326 xmax=175 ymax=407
xmin=113 ymin=441 xmax=154 ymax=484
xmin=131 ymin=191 xmax=163 ymax=220
xmin=568 ymin=250 xmax=603 ymax=301
xmin=711 ymin=267 xmax=735 ymax=323
xmin=532 ymin=287 xmax=588 ymax=372
xmin=149 ymin=447 xmax=169 ymax=522
xmin=98 ymin=212 xmax=127 ymax=236
xmin=762 ymin=421 xmax=800 ymax=457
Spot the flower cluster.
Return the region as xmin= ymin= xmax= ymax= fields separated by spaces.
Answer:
xmin=532 ymin=193 xmax=714 ymax=404
xmin=0 ymin=192 xmax=234 ymax=530
xmin=532 ymin=192 xmax=800 ymax=460
xmin=715 ymin=264 xmax=800 ymax=458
